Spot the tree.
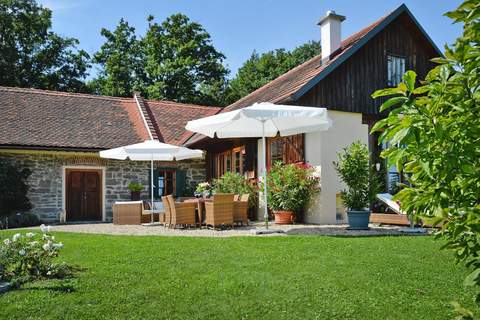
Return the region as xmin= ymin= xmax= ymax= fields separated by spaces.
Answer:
xmin=0 ymin=159 xmax=32 ymax=227
xmin=90 ymin=19 xmax=145 ymax=97
xmin=142 ymin=14 xmax=228 ymax=105
xmin=0 ymin=0 xmax=90 ymax=92
xmin=371 ymin=0 xmax=479 ymax=312
xmin=225 ymin=41 xmax=321 ymax=104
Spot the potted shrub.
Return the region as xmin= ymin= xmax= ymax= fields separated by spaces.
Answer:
xmin=334 ymin=142 xmax=374 ymax=230
xmin=266 ymin=162 xmax=320 ymax=224
xmin=212 ymin=172 xmax=257 ymax=208
xmin=128 ymin=182 xmax=144 ymax=201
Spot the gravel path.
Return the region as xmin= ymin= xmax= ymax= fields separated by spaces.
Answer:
xmin=27 ymin=222 xmax=429 ymax=237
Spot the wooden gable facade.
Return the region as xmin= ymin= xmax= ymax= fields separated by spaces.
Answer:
xmin=188 ymin=6 xmax=441 ymax=184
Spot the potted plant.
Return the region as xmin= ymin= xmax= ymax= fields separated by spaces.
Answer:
xmin=266 ymin=162 xmax=320 ymax=224
xmin=195 ymin=182 xmax=212 ymax=199
xmin=334 ymin=141 xmax=374 ymax=230
xmin=128 ymin=182 xmax=144 ymax=201
xmin=212 ymin=172 xmax=257 ymax=208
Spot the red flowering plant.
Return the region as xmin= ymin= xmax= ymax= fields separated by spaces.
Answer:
xmin=265 ymin=162 xmax=320 ymax=213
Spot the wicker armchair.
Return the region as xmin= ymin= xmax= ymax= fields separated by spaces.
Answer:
xmin=113 ymin=201 xmax=159 ymax=225
xmin=161 ymin=196 xmax=171 ymax=226
xmin=233 ymin=194 xmax=249 ymax=226
xmin=205 ymin=193 xmax=234 ymax=228
xmin=167 ymin=195 xmax=197 ymax=229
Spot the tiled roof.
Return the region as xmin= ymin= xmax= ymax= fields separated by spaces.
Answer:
xmin=224 ymin=14 xmax=387 ymax=112
xmin=0 ymin=86 xmax=150 ymax=150
xmin=146 ymin=100 xmax=221 ymax=145
xmin=184 ymin=12 xmax=389 ymax=147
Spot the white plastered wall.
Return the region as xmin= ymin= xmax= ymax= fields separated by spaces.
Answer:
xmin=257 ymin=110 xmax=368 ymax=224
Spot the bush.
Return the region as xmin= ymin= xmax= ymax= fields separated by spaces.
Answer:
xmin=333 ymin=142 xmax=372 ymax=211
xmin=212 ymin=172 xmax=257 ymax=208
xmin=2 ymin=212 xmax=40 ymax=229
xmin=0 ymin=160 xmax=32 ymax=224
xmin=0 ymin=225 xmax=76 ymax=287
xmin=265 ymin=162 xmax=319 ymax=213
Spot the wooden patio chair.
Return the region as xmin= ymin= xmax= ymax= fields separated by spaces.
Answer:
xmin=166 ymin=195 xmax=197 ymax=229
xmin=204 ymin=193 xmax=234 ymax=228
xmin=233 ymin=194 xmax=249 ymax=226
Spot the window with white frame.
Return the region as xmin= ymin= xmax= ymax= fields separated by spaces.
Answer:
xmin=387 ymin=55 xmax=406 ymax=87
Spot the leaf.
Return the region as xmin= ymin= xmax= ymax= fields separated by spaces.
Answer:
xmin=461 ymin=164 xmax=476 ymax=174
xmin=379 ymin=96 xmax=408 ymax=112
xmin=464 ymin=268 xmax=480 ymax=287
xmin=402 ymin=70 xmax=417 ymax=92
xmin=412 ymin=85 xmax=430 ymax=95
xmin=371 ymin=87 xmax=405 ymax=99
xmin=370 ymin=118 xmax=388 ymax=133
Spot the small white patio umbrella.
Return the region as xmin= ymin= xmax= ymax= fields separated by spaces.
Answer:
xmin=100 ymin=140 xmax=203 ymax=224
xmin=186 ymin=102 xmax=332 ymax=229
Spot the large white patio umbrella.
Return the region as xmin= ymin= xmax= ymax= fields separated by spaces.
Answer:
xmin=100 ymin=140 xmax=203 ymax=223
xmin=186 ymin=102 xmax=332 ymax=229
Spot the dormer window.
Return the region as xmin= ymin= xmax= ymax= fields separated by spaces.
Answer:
xmin=387 ymin=55 xmax=405 ymax=87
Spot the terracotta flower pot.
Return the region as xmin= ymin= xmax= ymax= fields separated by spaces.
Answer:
xmin=273 ymin=210 xmax=295 ymax=224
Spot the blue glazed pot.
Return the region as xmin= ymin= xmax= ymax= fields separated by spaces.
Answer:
xmin=346 ymin=210 xmax=371 ymax=230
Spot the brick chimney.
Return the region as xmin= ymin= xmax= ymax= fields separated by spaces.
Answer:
xmin=318 ymin=10 xmax=346 ymax=62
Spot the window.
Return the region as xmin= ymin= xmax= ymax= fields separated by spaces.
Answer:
xmin=214 ymin=146 xmax=246 ymax=178
xmin=267 ymin=134 xmax=304 ymax=168
xmin=155 ymin=169 xmax=175 ymax=198
xmin=387 ymin=55 xmax=406 ymax=87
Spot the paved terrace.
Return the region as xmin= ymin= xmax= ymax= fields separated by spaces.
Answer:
xmin=27 ymin=222 xmax=430 ymax=237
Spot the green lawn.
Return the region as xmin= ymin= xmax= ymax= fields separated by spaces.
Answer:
xmin=0 ymin=231 xmax=476 ymax=320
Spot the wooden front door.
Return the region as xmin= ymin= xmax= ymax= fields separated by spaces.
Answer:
xmin=66 ymin=169 xmax=102 ymax=221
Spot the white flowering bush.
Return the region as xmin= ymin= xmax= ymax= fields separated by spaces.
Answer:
xmin=0 ymin=224 xmax=74 ymax=286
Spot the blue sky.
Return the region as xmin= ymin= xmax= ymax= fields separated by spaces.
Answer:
xmin=39 ymin=0 xmax=462 ymax=78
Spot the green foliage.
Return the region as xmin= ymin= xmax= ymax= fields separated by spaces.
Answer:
xmin=0 ymin=0 xmax=90 ymax=92
xmin=212 ymin=172 xmax=257 ymax=208
xmin=0 ymin=231 xmax=474 ymax=319
xmin=265 ymin=162 xmax=319 ymax=213
xmin=142 ymin=14 xmax=228 ymax=106
xmin=92 ymin=14 xmax=228 ymax=106
xmin=225 ymin=41 xmax=321 ymax=104
xmin=371 ymin=0 xmax=480 ymax=309
xmin=127 ymin=182 xmax=144 ymax=192
xmin=194 ymin=182 xmax=212 ymax=197
xmin=90 ymin=19 xmax=145 ymax=97
xmin=0 ymin=228 xmax=76 ymax=287
xmin=1 ymin=212 xmax=40 ymax=230
xmin=334 ymin=142 xmax=374 ymax=211
xmin=0 ymin=160 xmax=32 ymax=222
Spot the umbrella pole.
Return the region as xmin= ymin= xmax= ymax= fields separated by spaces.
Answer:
xmin=262 ymin=120 xmax=268 ymax=229
xmin=151 ymin=157 xmax=154 ymax=224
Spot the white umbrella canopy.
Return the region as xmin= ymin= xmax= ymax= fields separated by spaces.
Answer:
xmin=186 ymin=102 xmax=332 ymax=229
xmin=100 ymin=140 xmax=203 ymax=161
xmin=100 ymin=140 xmax=203 ymax=224
xmin=185 ymin=102 xmax=332 ymax=138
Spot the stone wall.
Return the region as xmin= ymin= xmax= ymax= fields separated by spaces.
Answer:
xmin=0 ymin=151 xmax=207 ymax=222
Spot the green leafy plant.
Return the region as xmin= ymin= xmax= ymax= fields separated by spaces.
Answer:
xmin=334 ymin=142 xmax=376 ymax=211
xmin=212 ymin=172 xmax=257 ymax=208
xmin=194 ymin=182 xmax=212 ymax=198
xmin=0 ymin=159 xmax=32 ymax=228
xmin=127 ymin=182 xmax=144 ymax=192
xmin=0 ymin=226 xmax=77 ymax=287
xmin=265 ymin=162 xmax=319 ymax=213
xmin=371 ymin=0 xmax=480 ymax=312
